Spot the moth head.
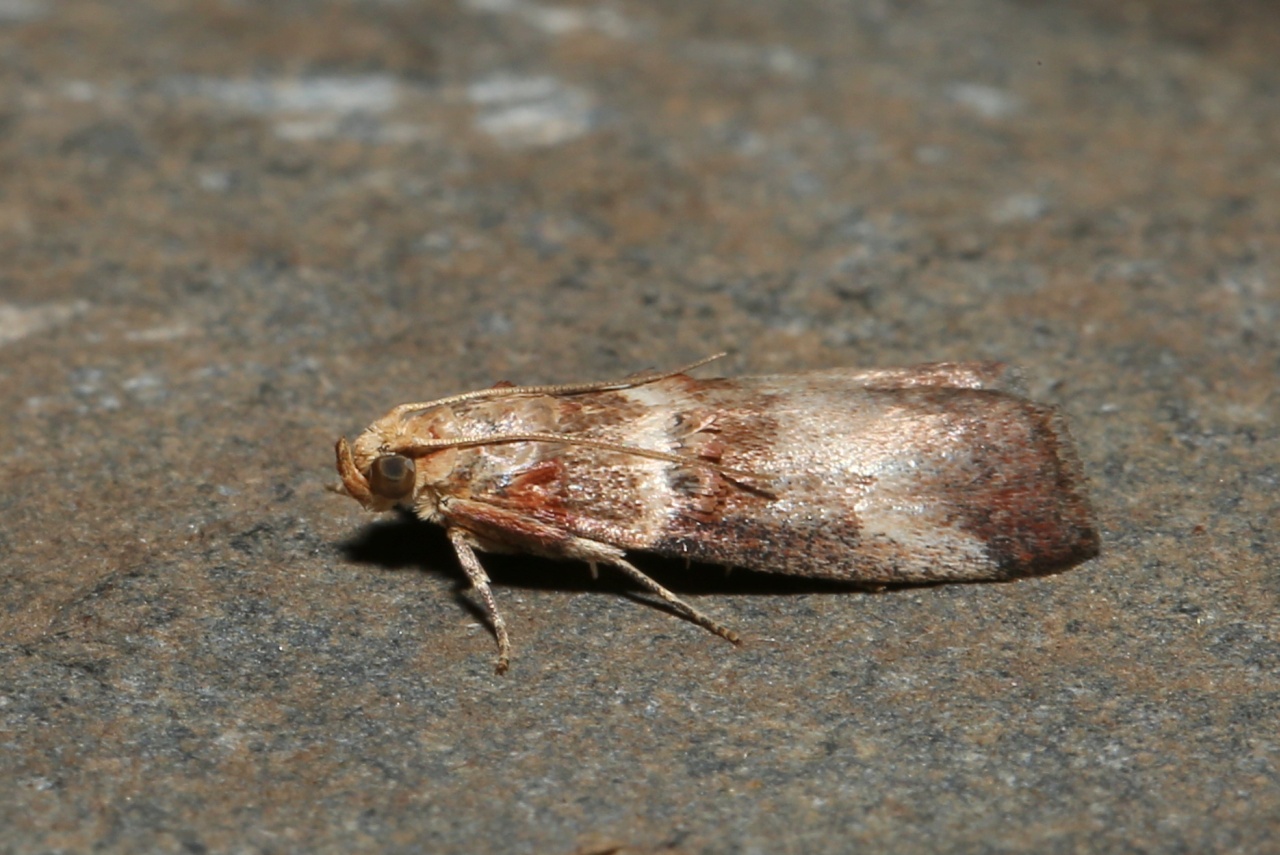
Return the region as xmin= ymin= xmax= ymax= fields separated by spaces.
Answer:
xmin=334 ymin=411 xmax=458 ymax=515
xmin=334 ymin=437 xmax=401 ymax=511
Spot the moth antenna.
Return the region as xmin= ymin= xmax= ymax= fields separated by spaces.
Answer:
xmin=388 ymin=353 xmax=729 ymax=418
xmin=397 ymin=430 xmax=777 ymax=496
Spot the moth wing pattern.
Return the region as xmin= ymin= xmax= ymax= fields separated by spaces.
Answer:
xmin=429 ymin=365 xmax=1096 ymax=585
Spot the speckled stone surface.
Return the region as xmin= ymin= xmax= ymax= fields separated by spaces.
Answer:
xmin=2 ymin=1 xmax=1276 ymax=852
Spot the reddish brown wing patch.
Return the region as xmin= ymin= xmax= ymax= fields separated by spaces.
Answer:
xmin=950 ymin=403 xmax=1099 ymax=574
xmin=496 ymin=459 xmax=566 ymax=514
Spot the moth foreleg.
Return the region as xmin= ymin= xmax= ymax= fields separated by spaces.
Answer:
xmin=446 ymin=527 xmax=512 ymax=674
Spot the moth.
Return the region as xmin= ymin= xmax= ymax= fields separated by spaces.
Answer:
xmin=335 ymin=355 xmax=1098 ymax=673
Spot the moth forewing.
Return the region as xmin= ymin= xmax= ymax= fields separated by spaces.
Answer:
xmin=335 ymin=359 xmax=1098 ymax=672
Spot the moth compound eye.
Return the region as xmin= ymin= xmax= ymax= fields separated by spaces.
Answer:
xmin=369 ymin=454 xmax=416 ymax=500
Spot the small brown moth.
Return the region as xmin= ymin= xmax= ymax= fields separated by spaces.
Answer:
xmin=335 ymin=355 xmax=1098 ymax=673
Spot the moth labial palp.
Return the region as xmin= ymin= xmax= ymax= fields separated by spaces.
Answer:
xmin=334 ymin=355 xmax=1099 ymax=673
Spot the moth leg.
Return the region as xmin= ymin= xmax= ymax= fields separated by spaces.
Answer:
xmin=605 ymin=555 xmax=741 ymax=646
xmin=441 ymin=497 xmax=740 ymax=650
xmin=446 ymin=527 xmax=511 ymax=674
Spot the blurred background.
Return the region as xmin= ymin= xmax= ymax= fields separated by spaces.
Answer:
xmin=2 ymin=1 xmax=1276 ymax=852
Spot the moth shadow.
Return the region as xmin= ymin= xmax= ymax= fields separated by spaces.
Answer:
xmin=337 ymin=512 xmax=883 ymax=606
